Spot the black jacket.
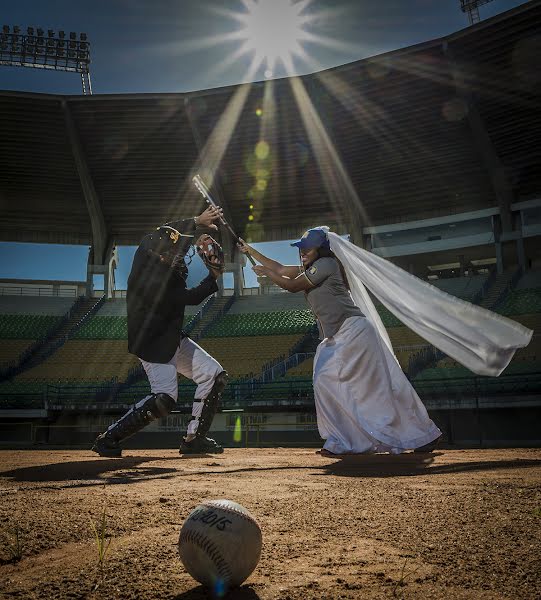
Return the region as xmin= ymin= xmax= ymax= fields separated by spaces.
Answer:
xmin=127 ymin=219 xmax=218 ymax=363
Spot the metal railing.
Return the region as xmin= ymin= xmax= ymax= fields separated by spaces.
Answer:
xmin=470 ymin=267 xmax=497 ymax=305
xmin=249 ymin=352 xmax=316 ymax=384
xmin=183 ymin=294 xmax=216 ymax=335
xmin=491 ymin=267 xmax=523 ymax=312
xmin=1 ymin=371 xmax=540 ymax=412
xmin=195 ymin=294 xmax=236 ymax=340
xmin=0 ymin=286 xmax=78 ymax=297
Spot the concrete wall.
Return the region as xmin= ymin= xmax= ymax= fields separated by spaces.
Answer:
xmin=1 ymin=406 xmax=539 ymax=449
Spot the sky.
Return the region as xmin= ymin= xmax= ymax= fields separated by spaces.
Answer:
xmin=0 ymin=0 xmax=531 ymax=289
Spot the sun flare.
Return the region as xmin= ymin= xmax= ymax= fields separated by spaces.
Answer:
xmin=236 ymin=0 xmax=313 ymax=77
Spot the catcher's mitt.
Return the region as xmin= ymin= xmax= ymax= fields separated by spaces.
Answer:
xmin=196 ymin=234 xmax=225 ymax=273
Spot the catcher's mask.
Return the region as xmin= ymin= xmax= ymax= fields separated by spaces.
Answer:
xmin=147 ymin=226 xmax=194 ymax=257
xmin=143 ymin=226 xmax=195 ymax=279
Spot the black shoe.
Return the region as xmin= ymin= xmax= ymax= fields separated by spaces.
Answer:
xmin=179 ymin=436 xmax=224 ymax=455
xmin=414 ymin=434 xmax=442 ymax=453
xmin=92 ymin=433 xmax=122 ymax=458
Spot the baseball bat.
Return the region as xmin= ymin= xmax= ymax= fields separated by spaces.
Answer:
xmin=193 ymin=174 xmax=256 ymax=266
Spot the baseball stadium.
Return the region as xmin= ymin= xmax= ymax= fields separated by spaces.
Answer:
xmin=1 ymin=1 xmax=540 ymax=599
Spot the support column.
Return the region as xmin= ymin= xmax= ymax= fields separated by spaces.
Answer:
xmin=233 ymin=249 xmax=246 ymax=296
xmin=493 ymin=215 xmax=504 ymax=274
xmin=516 ymin=238 xmax=526 ymax=272
xmin=86 ymin=242 xmax=118 ymax=298
xmin=63 ymin=99 xmax=109 ymax=297
xmin=104 ymin=244 xmax=119 ymax=298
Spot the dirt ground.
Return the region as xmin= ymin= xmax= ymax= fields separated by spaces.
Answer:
xmin=0 ymin=448 xmax=540 ymax=600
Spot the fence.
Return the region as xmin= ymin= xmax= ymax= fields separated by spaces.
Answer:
xmin=0 ymin=286 xmax=78 ymax=297
xmin=1 ymin=372 xmax=540 ymax=412
xmin=251 ymin=353 xmax=316 ymax=383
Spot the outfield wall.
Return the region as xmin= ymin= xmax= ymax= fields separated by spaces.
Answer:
xmin=1 ymin=403 xmax=540 ymax=449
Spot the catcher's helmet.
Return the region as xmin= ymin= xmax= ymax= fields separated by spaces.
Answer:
xmin=144 ymin=226 xmax=194 ymax=257
xmin=290 ymin=226 xmax=330 ymax=251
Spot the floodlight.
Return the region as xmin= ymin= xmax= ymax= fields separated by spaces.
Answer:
xmin=459 ymin=0 xmax=496 ymax=25
xmin=0 ymin=24 xmax=92 ymax=94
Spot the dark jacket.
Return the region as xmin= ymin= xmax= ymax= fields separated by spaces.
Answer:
xmin=127 ymin=219 xmax=218 ymax=363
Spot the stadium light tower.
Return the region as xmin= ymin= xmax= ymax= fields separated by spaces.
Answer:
xmin=459 ymin=0 xmax=497 ymax=25
xmin=0 ymin=25 xmax=92 ymax=94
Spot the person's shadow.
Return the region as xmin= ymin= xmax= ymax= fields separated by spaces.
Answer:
xmin=173 ymin=584 xmax=261 ymax=600
xmin=0 ymin=455 xmax=185 ymax=487
xmin=2 ymin=451 xmax=539 ymax=485
xmin=319 ymin=451 xmax=541 ymax=478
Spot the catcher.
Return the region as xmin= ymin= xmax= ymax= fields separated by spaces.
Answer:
xmin=92 ymin=206 xmax=228 ymax=458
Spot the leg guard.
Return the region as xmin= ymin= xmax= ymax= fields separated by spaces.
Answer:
xmin=92 ymin=393 xmax=176 ymax=457
xmin=108 ymin=392 xmax=176 ymax=442
xmin=188 ymin=371 xmax=228 ymax=439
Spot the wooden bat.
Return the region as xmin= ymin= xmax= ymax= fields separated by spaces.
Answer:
xmin=193 ymin=174 xmax=256 ymax=265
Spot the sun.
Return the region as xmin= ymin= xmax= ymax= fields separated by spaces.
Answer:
xmin=236 ymin=0 xmax=313 ymax=77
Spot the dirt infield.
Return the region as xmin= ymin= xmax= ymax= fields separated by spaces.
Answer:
xmin=0 ymin=448 xmax=540 ymax=599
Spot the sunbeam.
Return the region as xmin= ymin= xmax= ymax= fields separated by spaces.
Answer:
xmin=288 ymin=76 xmax=371 ymax=234
xmin=187 ymin=83 xmax=253 ymax=188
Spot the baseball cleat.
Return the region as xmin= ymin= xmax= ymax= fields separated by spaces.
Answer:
xmin=179 ymin=436 xmax=224 ymax=455
xmin=91 ymin=433 xmax=122 ymax=458
xmin=414 ymin=434 xmax=442 ymax=453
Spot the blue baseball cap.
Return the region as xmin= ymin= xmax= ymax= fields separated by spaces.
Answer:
xmin=290 ymin=226 xmax=330 ymax=250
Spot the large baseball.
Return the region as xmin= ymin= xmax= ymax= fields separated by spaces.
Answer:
xmin=178 ymin=499 xmax=262 ymax=592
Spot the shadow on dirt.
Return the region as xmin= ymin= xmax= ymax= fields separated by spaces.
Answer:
xmin=2 ymin=452 xmax=539 ymax=484
xmin=0 ymin=455 xmax=184 ymax=485
xmin=321 ymin=452 xmax=541 ymax=478
xmin=173 ymin=584 xmax=261 ymax=600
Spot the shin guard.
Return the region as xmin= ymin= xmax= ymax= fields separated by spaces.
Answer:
xmin=187 ymin=371 xmax=228 ymax=439
xmin=105 ymin=392 xmax=176 ymax=444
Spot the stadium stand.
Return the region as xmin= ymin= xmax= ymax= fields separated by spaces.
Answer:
xmin=15 ymin=340 xmax=137 ymax=382
xmin=0 ymin=297 xmax=77 ymax=371
xmin=0 ymin=314 xmax=62 ymax=339
xmin=0 ymin=3 xmax=540 ymax=448
xmin=430 ymin=275 xmax=488 ymax=301
xmin=205 ymin=310 xmax=315 ymax=337
xmin=227 ymin=295 xmax=307 ymax=313
xmin=200 ymin=335 xmax=303 ymax=379
xmin=0 ymin=296 xmax=75 ymax=315
xmin=285 ymin=357 xmax=314 ymax=378
xmin=413 ymin=277 xmax=541 ymax=389
xmin=3 ymin=297 xmax=206 ymax=385
xmin=92 ymin=298 xmax=203 ymax=318
xmin=497 ymin=288 xmax=541 ymax=316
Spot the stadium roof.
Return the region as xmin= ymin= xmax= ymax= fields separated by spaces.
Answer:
xmin=0 ymin=0 xmax=539 ymax=247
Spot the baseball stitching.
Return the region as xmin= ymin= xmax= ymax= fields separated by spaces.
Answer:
xmin=180 ymin=528 xmax=233 ymax=582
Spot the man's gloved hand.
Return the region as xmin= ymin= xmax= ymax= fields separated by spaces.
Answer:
xmin=196 ymin=234 xmax=225 ymax=274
